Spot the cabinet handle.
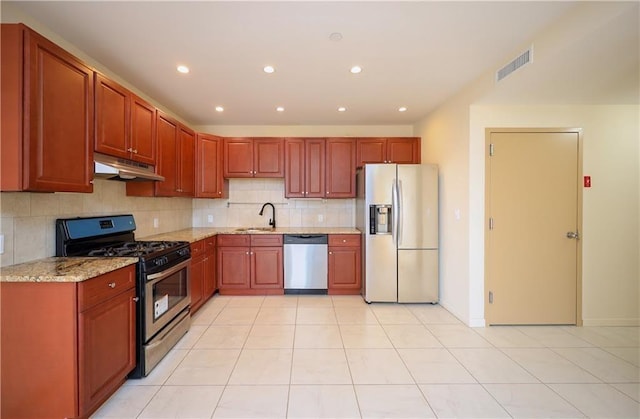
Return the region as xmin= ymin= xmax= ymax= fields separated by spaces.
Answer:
xmin=133 ymin=297 xmax=139 ymax=302
xmin=108 ymin=282 xmax=116 ymax=288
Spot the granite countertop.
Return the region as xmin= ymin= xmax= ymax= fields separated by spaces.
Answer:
xmin=140 ymin=227 xmax=361 ymax=243
xmin=1 ymin=227 xmax=360 ymax=283
xmin=0 ymin=257 xmax=138 ymax=283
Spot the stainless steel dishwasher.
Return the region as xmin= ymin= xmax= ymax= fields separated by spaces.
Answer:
xmin=284 ymin=234 xmax=328 ymax=294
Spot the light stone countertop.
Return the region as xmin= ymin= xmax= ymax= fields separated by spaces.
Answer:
xmin=0 ymin=257 xmax=138 ymax=283
xmin=1 ymin=227 xmax=360 ymax=283
xmin=140 ymin=227 xmax=361 ymax=243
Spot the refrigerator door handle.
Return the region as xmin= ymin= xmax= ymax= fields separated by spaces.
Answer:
xmin=392 ymin=178 xmax=400 ymax=246
xmin=397 ymin=178 xmax=403 ymax=246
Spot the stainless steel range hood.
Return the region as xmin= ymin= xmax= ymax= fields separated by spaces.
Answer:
xmin=94 ymin=152 xmax=165 ymax=182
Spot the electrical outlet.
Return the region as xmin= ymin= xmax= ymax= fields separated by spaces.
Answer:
xmin=207 ymin=214 xmax=214 ymax=223
xmin=318 ymin=214 xmax=324 ymax=223
xmin=153 ymin=218 xmax=159 ymax=228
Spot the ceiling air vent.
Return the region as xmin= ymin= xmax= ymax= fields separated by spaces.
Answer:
xmin=496 ymin=46 xmax=532 ymax=82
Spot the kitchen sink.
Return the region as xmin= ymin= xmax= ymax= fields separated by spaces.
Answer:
xmin=234 ymin=227 xmax=275 ymax=233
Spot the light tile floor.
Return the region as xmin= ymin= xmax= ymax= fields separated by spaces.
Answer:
xmin=92 ymin=295 xmax=640 ymax=418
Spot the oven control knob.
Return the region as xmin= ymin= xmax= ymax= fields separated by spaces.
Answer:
xmin=154 ymin=256 xmax=169 ymax=266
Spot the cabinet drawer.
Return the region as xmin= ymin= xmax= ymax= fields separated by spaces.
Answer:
xmin=217 ymin=234 xmax=251 ymax=247
xmin=329 ymin=234 xmax=361 ymax=247
xmin=251 ymin=234 xmax=283 ymax=247
xmin=78 ymin=265 xmax=135 ymax=312
xmin=190 ymin=239 xmax=205 ymax=258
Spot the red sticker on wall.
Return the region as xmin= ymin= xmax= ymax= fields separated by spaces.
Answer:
xmin=584 ymin=176 xmax=591 ymax=188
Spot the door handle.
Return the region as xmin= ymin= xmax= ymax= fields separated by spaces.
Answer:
xmin=566 ymin=231 xmax=580 ymax=240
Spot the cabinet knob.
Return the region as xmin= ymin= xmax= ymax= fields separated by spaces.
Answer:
xmin=133 ymin=297 xmax=139 ymax=302
xmin=246 ymin=252 xmax=249 ymax=255
xmin=108 ymin=282 xmax=116 ymax=288
xmin=343 ymin=239 xmax=347 ymax=243
xmin=127 ymin=147 xmax=133 ymax=152
xmin=133 ymin=149 xmax=138 ymax=154
xmin=329 ymin=251 xmax=333 ymax=255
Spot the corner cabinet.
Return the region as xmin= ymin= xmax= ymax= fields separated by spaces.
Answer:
xmin=223 ymin=137 xmax=284 ymax=178
xmin=0 ymin=265 xmax=137 ymax=418
xmin=356 ymin=137 xmax=421 ymax=167
xmin=1 ymin=23 xmax=94 ymax=193
xmin=196 ymin=133 xmax=228 ymax=198
xmin=325 ymin=138 xmax=357 ymax=198
xmin=328 ymin=234 xmax=362 ymax=295
xmin=217 ymin=234 xmax=284 ymax=295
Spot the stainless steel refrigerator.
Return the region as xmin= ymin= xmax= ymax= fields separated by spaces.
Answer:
xmin=356 ymin=164 xmax=439 ymax=303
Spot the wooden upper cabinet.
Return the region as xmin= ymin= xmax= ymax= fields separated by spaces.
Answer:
xmin=254 ymin=138 xmax=284 ymax=177
xmin=356 ymin=137 xmax=421 ymax=167
xmin=130 ymin=95 xmax=156 ymax=165
xmin=95 ymin=74 xmax=129 ymax=159
xmin=196 ymin=133 xmax=228 ymax=198
xmin=387 ymin=137 xmax=421 ymax=164
xmin=285 ymin=138 xmax=325 ymax=198
xmin=1 ymin=24 xmax=93 ymax=193
xmin=95 ymin=73 xmax=157 ymax=165
xmin=177 ymin=125 xmax=195 ymax=197
xmin=224 ymin=138 xmax=253 ymax=177
xmin=223 ymin=137 xmax=284 ymax=178
xmin=325 ymin=138 xmax=356 ymax=198
xmin=154 ymin=112 xmax=179 ymax=196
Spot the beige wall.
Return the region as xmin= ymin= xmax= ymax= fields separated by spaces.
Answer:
xmin=0 ymin=180 xmax=193 ymax=267
xmin=414 ymin=1 xmax=639 ymax=326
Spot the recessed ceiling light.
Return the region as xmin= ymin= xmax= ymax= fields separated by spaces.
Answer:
xmin=215 ymin=106 xmax=224 ymax=112
xmin=177 ymin=65 xmax=190 ymax=74
xmin=398 ymin=107 xmax=408 ymax=112
xmin=350 ymin=66 xmax=362 ymax=74
xmin=276 ymin=106 xmax=285 ymax=112
xmin=338 ymin=107 xmax=347 ymax=112
xmin=263 ymin=65 xmax=275 ymax=74
xmin=329 ymin=32 xmax=343 ymax=42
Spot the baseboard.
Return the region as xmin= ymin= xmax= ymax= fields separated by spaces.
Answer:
xmin=582 ymin=318 xmax=640 ymax=326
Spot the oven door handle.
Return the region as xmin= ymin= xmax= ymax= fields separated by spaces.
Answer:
xmin=146 ymin=259 xmax=191 ymax=282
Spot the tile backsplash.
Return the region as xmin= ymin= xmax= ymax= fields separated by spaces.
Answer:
xmin=193 ymin=179 xmax=355 ymax=229
xmin=0 ymin=178 xmax=355 ymax=267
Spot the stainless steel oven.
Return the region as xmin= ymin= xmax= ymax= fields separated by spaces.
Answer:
xmin=55 ymin=214 xmax=192 ymax=378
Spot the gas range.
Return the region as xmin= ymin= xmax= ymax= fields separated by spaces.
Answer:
xmin=55 ymin=214 xmax=192 ymax=378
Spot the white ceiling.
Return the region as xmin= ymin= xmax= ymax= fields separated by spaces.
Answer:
xmin=5 ymin=1 xmax=638 ymax=126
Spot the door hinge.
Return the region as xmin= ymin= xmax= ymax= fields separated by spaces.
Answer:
xmin=489 ymin=143 xmax=494 ymax=156
xmin=489 ymin=217 xmax=494 ymax=230
xmin=489 ymin=291 xmax=494 ymax=304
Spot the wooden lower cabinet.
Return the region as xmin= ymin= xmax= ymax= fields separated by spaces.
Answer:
xmin=217 ymin=234 xmax=284 ymax=295
xmin=0 ymin=265 xmax=136 ymax=418
xmin=190 ymin=237 xmax=217 ymax=314
xmin=328 ymin=234 xmax=362 ymax=295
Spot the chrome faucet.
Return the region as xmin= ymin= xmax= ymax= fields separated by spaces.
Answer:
xmin=259 ymin=202 xmax=276 ymax=229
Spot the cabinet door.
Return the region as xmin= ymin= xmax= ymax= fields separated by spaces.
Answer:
xmin=177 ymin=125 xmax=195 ymax=196
xmin=284 ymin=138 xmax=305 ymax=198
xmin=204 ymin=238 xmax=217 ymax=297
xmin=155 ymin=112 xmax=178 ymax=196
xmin=254 ymin=138 xmax=284 ymax=177
xmin=95 ymin=73 xmax=129 ymax=159
xmin=325 ymin=138 xmax=356 ymax=198
xmin=306 ymin=138 xmax=326 ymax=198
xmin=24 ymin=28 xmax=93 ymax=192
xmin=328 ymin=247 xmax=361 ymax=290
xmin=224 ymin=138 xmax=253 ymax=178
xmin=251 ymin=247 xmax=283 ymax=288
xmin=130 ymin=95 xmax=156 ymax=165
xmin=190 ymin=255 xmax=205 ymax=313
xmin=217 ymin=247 xmax=250 ymax=289
xmin=78 ymin=288 xmax=135 ymax=415
xmin=387 ymin=138 xmax=421 ymax=164
xmin=197 ymin=133 xmax=226 ymax=198
xmin=356 ymin=138 xmax=387 ymax=167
